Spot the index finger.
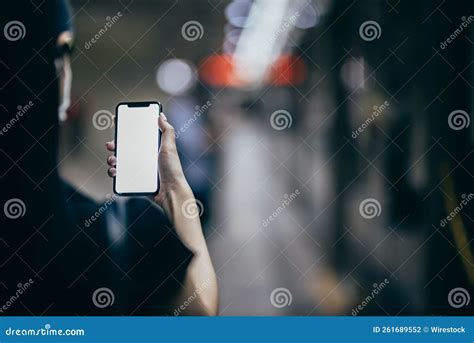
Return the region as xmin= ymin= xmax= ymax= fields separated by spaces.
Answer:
xmin=105 ymin=141 xmax=115 ymax=151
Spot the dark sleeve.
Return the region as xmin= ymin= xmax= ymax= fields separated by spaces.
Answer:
xmin=55 ymin=183 xmax=192 ymax=315
xmin=53 ymin=0 xmax=74 ymax=37
xmin=108 ymin=197 xmax=193 ymax=315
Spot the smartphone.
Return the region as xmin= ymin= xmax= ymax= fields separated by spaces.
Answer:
xmin=113 ymin=101 xmax=161 ymax=196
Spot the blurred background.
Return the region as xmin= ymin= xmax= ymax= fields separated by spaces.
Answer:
xmin=60 ymin=0 xmax=473 ymax=315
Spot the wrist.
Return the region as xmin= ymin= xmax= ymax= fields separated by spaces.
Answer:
xmin=155 ymin=181 xmax=194 ymax=216
xmin=156 ymin=181 xmax=209 ymax=256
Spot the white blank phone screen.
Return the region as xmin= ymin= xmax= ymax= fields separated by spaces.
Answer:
xmin=115 ymin=103 xmax=159 ymax=194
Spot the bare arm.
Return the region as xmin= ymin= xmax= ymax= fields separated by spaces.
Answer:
xmin=106 ymin=112 xmax=218 ymax=315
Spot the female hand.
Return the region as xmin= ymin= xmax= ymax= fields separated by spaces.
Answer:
xmin=105 ymin=112 xmax=193 ymax=211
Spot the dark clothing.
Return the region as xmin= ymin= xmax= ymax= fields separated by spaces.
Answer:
xmin=0 ymin=179 xmax=192 ymax=316
xmin=54 ymin=181 xmax=192 ymax=315
xmin=0 ymin=0 xmax=191 ymax=315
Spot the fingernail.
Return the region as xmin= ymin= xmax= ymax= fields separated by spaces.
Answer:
xmin=160 ymin=112 xmax=168 ymax=121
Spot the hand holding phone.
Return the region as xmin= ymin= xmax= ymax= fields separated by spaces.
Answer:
xmin=107 ymin=106 xmax=192 ymax=209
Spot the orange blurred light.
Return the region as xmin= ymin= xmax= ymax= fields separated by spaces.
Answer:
xmin=199 ymin=54 xmax=241 ymax=87
xmin=198 ymin=54 xmax=306 ymax=88
xmin=269 ymin=54 xmax=306 ymax=86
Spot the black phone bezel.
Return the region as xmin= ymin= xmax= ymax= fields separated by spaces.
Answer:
xmin=113 ymin=101 xmax=162 ymax=197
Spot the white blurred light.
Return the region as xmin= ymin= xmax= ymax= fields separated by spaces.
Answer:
xmin=234 ymin=0 xmax=291 ymax=86
xmin=225 ymin=28 xmax=242 ymax=45
xmin=231 ymin=0 xmax=323 ymax=87
xmin=223 ymin=27 xmax=242 ymax=54
xmin=293 ymin=2 xmax=319 ymax=29
xmin=340 ymin=58 xmax=366 ymax=91
xmin=225 ymin=0 xmax=253 ymax=28
xmin=156 ymin=59 xmax=196 ymax=95
xmin=223 ymin=40 xmax=236 ymax=54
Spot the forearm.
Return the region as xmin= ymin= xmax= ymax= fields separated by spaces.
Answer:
xmin=159 ymin=183 xmax=219 ymax=315
xmin=106 ymin=114 xmax=219 ymax=315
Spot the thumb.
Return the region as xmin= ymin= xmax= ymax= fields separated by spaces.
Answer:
xmin=159 ymin=112 xmax=177 ymax=153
